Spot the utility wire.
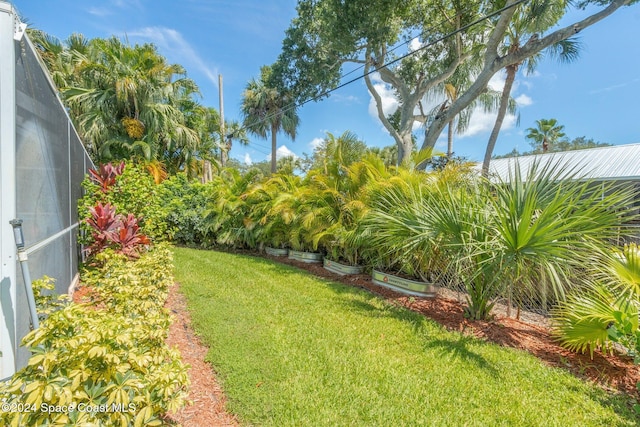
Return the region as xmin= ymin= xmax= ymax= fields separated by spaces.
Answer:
xmin=335 ymin=0 xmax=504 ymax=85
xmin=237 ymin=0 xmax=530 ymax=141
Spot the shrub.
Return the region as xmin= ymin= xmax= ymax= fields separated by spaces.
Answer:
xmin=80 ymin=161 xmax=169 ymax=243
xmin=159 ymin=173 xmax=214 ymax=246
xmin=85 ymin=202 xmax=150 ymax=259
xmin=0 ymin=245 xmax=188 ymax=426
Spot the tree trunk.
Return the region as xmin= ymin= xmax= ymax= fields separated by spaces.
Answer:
xmin=419 ymin=0 xmax=630 ymax=167
xmin=482 ymin=64 xmax=517 ymax=177
xmin=220 ymin=146 xmax=228 ymax=168
xmin=270 ymin=124 xmax=278 ymax=174
xmin=447 ymin=120 xmax=454 ymax=158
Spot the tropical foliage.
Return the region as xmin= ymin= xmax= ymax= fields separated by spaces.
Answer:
xmin=0 ymin=158 xmax=188 ymax=425
xmin=80 ymin=161 xmax=169 ymax=243
xmin=160 ymin=141 xmax=638 ymax=323
xmin=553 ymin=243 xmax=640 ymax=358
xmin=526 ymin=118 xmax=568 ymax=153
xmin=28 ymin=31 xmax=241 ymax=176
xmin=0 ymin=247 xmax=189 ymax=427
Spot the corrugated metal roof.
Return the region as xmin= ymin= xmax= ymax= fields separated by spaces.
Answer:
xmin=479 ymin=143 xmax=640 ymax=182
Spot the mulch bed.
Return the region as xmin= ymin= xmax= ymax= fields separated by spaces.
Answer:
xmin=165 ymin=283 xmax=239 ymax=426
xmin=161 ymin=248 xmax=639 ymax=425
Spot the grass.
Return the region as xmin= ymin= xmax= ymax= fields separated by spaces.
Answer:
xmin=172 ymin=247 xmax=638 ymax=426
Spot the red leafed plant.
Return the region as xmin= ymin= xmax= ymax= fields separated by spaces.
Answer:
xmin=110 ymin=213 xmax=151 ymax=259
xmin=85 ymin=203 xmax=121 ymax=257
xmin=85 ymin=202 xmax=150 ymax=259
xmin=88 ymin=161 xmax=125 ymax=193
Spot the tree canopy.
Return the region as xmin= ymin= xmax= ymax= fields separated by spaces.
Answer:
xmin=272 ymin=0 xmax=636 ymax=166
xmin=29 ymin=30 xmax=235 ymax=178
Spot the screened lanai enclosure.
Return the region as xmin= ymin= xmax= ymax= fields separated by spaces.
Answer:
xmin=0 ymin=3 xmax=93 ymax=379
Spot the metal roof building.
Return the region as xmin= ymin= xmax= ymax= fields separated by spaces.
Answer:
xmin=479 ymin=143 xmax=640 ymax=245
xmin=482 ymin=143 xmax=640 ymax=182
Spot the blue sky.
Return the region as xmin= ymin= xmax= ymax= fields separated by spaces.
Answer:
xmin=9 ymin=0 xmax=640 ymax=164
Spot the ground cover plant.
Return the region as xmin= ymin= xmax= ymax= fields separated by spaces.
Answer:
xmin=0 ymin=246 xmax=189 ymax=426
xmin=173 ymin=247 xmax=638 ymax=426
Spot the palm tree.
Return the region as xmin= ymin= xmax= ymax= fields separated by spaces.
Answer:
xmin=553 ymin=243 xmax=640 ymax=358
xmin=221 ymin=120 xmax=250 ymax=168
xmin=443 ymin=83 xmax=457 ymax=158
xmin=241 ymin=66 xmax=299 ymax=174
xmin=37 ymin=35 xmax=202 ymax=164
xmin=312 ymin=131 xmax=367 ymax=177
xmin=525 ymin=118 xmax=567 ymax=153
xmin=482 ymin=0 xmax=578 ymax=176
xmin=367 ymin=145 xmax=398 ymax=168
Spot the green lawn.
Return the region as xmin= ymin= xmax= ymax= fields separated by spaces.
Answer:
xmin=172 ymin=247 xmax=638 ymax=426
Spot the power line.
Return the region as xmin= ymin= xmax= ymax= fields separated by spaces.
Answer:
xmin=240 ymin=0 xmax=530 ymax=142
xmin=334 ymin=0 xmax=503 ymax=85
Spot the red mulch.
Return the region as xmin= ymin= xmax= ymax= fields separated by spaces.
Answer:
xmin=72 ymin=282 xmax=239 ymax=426
xmin=165 ymin=283 xmax=239 ymax=426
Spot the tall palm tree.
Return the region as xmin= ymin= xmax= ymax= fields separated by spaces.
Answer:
xmin=241 ymin=66 xmax=299 ymax=174
xmin=443 ymin=83 xmax=457 ymax=158
xmin=36 ymin=34 xmax=202 ymax=164
xmin=525 ymin=118 xmax=567 ymax=153
xmin=482 ymin=0 xmax=578 ymax=176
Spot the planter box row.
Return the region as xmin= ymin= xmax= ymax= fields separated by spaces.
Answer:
xmin=288 ymin=249 xmax=323 ymax=263
xmin=323 ymin=258 xmax=364 ymax=275
xmin=266 ymin=248 xmax=435 ymax=298
xmin=265 ymin=247 xmax=288 ymax=257
xmin=371 ymin=270 xmax=436 ymax=298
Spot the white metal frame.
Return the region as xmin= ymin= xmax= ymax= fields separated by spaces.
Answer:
xmin=0 ymin=1 xmax=19 ymax=380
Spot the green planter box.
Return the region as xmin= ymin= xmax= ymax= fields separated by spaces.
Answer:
xmin=288 ymin=250 xmax=323 ymax=263
xmin=323 ymin=258 xmax=364 ymax=275
xmin=265 ymin=247 xmax=289 ymax=257
xmin=371 ymin=270 xmax=436 ymax=298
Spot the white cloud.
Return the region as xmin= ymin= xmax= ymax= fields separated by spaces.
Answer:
xmin=87 ymin=7 xmax=111 ymax=17
xmin=127 ymin=26 xmax=218 ymax=88
xmin=331 ymin=93 xmax=359 ymax=104
xmin=112 ymin=0 xmax=142 ymax=9
xmin=588 ymin=78 xmax=640 ymax=95
xmin=459 ymin=108 xmax=518 ymax=139
xmin=90 ymin=0 xmax=141 ymax=15
xmin=265 ymin=145 xmax=298 ymax=161
xmin=408 ymin=37 xmax=423 ymax=52
xmin=488 ymin=71 xmax=506 ymax=92
xmin=515 ymin=94 xmax=533 ymax=106
xmin=367 ymin=72 xmax=399 ymax=120
xmin=244 ymin=153 xmax=252 ymax=165
xmin=309 ymin=137 xmax=324 ymax=150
